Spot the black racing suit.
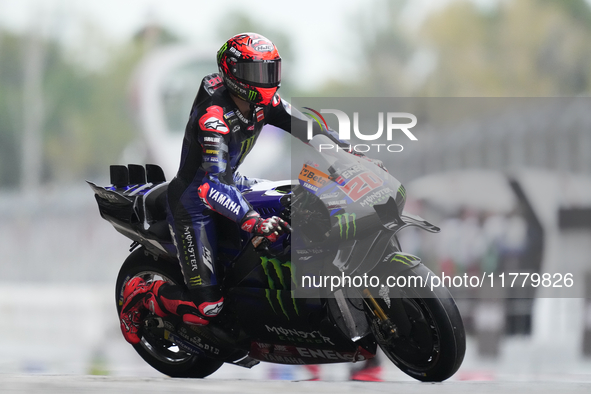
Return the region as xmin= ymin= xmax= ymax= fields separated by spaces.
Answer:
xmin=161 ymin=73 xmax=337 ymax=321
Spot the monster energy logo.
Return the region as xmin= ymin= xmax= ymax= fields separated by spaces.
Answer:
xmin=335 ymin=213 xmax=356 ymax=239
xmin=398 ymin=185 xmax=406 ymax=199
xmin=241 ymin=135 xmax=256 ymax=153
xmin=217 ymin=43 xmax=228 ymax=62
xmin=389 ymin=253 xmax=418 ymax=266
xmin=248 ymin=90 xmax=257 ymax=101
xmin=397 ymin=184 xmax=407 ymax=205
xmin=260 ymin=257 xmax=299 ymax=319
xmin=188 ymin=276 xmax=203 ymax=286
xmin=238 ymin=134 xmax=257 ymax=164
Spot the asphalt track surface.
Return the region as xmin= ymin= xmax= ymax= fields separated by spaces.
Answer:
xmin=2 ymin=375 xmax=591 ymax=394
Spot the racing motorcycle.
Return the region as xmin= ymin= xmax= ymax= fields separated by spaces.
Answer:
xmin=88 ymin=134 xmax=465 ymax=382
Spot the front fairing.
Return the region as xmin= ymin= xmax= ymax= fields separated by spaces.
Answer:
xmin=291 ymin=135 xmax=407 ymax=274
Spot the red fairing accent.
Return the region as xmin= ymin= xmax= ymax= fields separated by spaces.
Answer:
xmin=257 ymin=86 xmax=278 ymax=106
xmin=199 ymin=106 xmax=230 ymax=134
xmin=197 ymin=183 xmax=213 ymax=209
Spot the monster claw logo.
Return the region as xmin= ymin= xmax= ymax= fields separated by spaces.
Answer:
xmin=260 ymin=257 xmax=299 ymax=319
xmin=217 ymin=42 xmax=228 ymax=62
xmin=238 ymin=134 xmax=257 ymax=165
xmin=335 ymin=213 xmax=356 ymax=239
xmin=189 ymin=276 xmax=203 ymax=286
xmin=248 ymin=90 xmax=257 ymax=101
xmin=388 ymin=252 xmax=419 ymax=266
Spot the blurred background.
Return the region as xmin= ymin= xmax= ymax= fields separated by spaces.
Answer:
xmin=1 ymin=0 xmax=591 ymax=382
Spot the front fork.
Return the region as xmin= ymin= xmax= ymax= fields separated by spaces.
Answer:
xmin=363 ymin=288 xmax=399 ymax=343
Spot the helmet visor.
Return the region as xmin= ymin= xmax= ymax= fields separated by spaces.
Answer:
xmin=233 ymin=60 xmax=281 ymax=87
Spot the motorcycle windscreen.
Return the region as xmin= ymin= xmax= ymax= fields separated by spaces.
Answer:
xmin=290 ymin=135 xmax=406 ymax=296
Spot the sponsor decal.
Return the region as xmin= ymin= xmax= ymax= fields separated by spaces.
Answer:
xmin=296 ymin=248 xmax=324 ymax=255
xmin=199 ymin=106 xmax=229 ymax=134
xmin=175 ymin=326 xmax=220 ymax=355
xmin=295 ymin=347 xmax=366 ymax=361
xmin=298 ymin=164 xmax=330 ymax=191
xmin=202 ymin=301 xmax=223 ymax=316
xmin=302 ymin=182 xmax=318 ymax=192
xmin=183 ymin=226 xmax=199 ymax=271
xmin=340 ymin=164 xmax=364 ymax=180
xmin=207 ymin=75 xmax=223 ymax=87
xmin=261 ymin=257 xmax=298 ymax=319
xmin=207 ymin=188 xmax=241 ymax=216
xmin=204 ymin=136 xmax=221 ymax=143
xmin=217 ymin=43 xmax=228 ymax=62
xmin=226 ymin=78 xmax=248 ymax=96
xmin=261 ymin=354 xmax=305 ymax=364
xmin=248 ymin=90 xmax=257 ymax=102
xmin=358 ymin=187 xmax=393 ymax=208
xmin=256 ymin=107 xmax=265 ymax=122
xmin=236 ymin=109 xmax=249 ymax=123
xmin=224 ymin=111 xmax=235 ymax=119
xmin=238 ymin=134 xmax=257 ymax=165
xmin=320 ymin=191 xmax=340 ymax=200
xmin=188 ymin=275 xmax=203 ymax=286
xmin=326 ymin=199 xmax=347 ymax=208
xmin=254 ymin=44 xmax=274 ymax=52
xmin=205 ymin=149 xmax=219 ymax=154
xmin=229 ymin=46 xmax=242 ymax=57
xmin=384 ymin=252 xmax=418 ymax=266
xmin=338 ymin=171 xmax=383 ymax=202
xmin=252 ymin=343 xmax=367 ymax=363
xmin=265 ymin=325 xmax=335 ymax=345
xmin=202 ymin=246 xmax=214 ymax=272
xmin=335 ymin=213 xmax=356 ymax=239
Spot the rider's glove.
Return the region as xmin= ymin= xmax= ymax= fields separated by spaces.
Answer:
xmin=352 ymin=152 xmax=388 ymax=173
xmin=240 ymin=210 xmax=290 ymax=243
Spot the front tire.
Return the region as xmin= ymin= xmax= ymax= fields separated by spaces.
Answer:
xmin=370 ymin=264 xmax=466 ymax=382
xmin=115 ymin=248 xmax=224 ymax=378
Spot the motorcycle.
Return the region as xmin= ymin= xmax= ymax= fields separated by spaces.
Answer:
xmin=88 ymin=134 xmax=465 ymax=382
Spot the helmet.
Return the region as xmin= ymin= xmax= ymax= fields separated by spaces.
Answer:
xmin=217 ymin=33 xmax=281 ymax=106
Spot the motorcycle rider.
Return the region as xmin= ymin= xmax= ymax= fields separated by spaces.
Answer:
xmin=119 ymin=32 xmax=345 ymax=344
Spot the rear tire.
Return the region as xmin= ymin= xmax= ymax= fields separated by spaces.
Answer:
xmin=370 ymin=264 xmax=466 ymax=382
xmin=115 ymin=248 xmax=224 ymax=378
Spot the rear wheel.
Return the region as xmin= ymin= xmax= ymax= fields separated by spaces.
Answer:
xmin=115 ymin=248 xmax=224 ymax=378
xmin=369 ymin=264 xmax=466 ymax=382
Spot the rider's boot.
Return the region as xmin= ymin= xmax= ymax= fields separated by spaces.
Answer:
xmin=155 ymin=283 xmax=224 ymax=326
xmin=119 ymin=278 xmax=167 ymax=344
xmin=120 ymin=279 xmax=224 ymax=344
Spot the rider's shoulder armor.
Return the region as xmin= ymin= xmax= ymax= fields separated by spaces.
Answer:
xmin=202 ymin=73 xmax=225 ymax=96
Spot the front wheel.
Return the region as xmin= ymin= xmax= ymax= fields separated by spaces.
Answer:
xmin=115 ymin=248 xmax=224 ymax=378
xmin=369 ymin=264 xmax=466 ymax=382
